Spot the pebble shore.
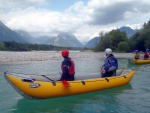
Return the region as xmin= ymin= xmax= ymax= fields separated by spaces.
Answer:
xmin=0 ymin=51 xmax=134 ymax=63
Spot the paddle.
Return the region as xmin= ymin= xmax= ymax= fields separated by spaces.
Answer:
xmin=41 ymin=75 xmax=54 ymax=81
xmin=41 ymin=75 xmax=70 ymax=87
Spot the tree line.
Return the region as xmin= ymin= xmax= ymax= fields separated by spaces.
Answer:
xmin=0 ymin=41 xmax=81 ymax=51
xmin=94 ymin=20 xmax=150 ymax=52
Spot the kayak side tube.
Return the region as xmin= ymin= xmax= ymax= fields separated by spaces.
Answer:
xmin=4 ymin=69 xmax=135 ymax=100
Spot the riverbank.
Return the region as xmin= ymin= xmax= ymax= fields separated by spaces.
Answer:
xmin=0 ymin=51 xmax=134 ymax=63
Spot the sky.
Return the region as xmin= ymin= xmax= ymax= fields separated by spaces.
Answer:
xmin=0 ymin=0 xmax=150 ymax=42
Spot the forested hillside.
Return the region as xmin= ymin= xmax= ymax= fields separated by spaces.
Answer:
xmin=94 ymin=29 xmax=130 ymax=52
xmin=94 ymin=20 xmax=150 ymax=52
xmin=130 ymin=21 xmax=150 ymax=51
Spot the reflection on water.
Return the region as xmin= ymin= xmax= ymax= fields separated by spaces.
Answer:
xmin=13 ymin=84 xmax=132 ymax=113
xmin=127 ymin=61 xmax=141 ymax=70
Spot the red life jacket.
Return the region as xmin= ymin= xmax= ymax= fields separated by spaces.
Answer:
xmin=69 ymin=59 xmax=75 ymax=75
xmin=144 ymin=52 xmax=149 ymax=58
xmin=61 ymin=59 xmax=75 ymax=75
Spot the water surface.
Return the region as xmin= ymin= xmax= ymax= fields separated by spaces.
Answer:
xmin=0 ymin=52 xmax=150 ymax=113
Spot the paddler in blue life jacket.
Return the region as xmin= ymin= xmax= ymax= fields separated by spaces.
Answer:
xmin=101 ymin=48 xmax=118 ymax=78
xmin=59 ymin=49 xmax=75 ymax=81
xmin=134 ymin=50 xmax=140 ymax=60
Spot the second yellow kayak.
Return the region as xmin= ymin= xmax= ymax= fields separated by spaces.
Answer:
xmin=132 ymin=58 xmax=150 ymax=64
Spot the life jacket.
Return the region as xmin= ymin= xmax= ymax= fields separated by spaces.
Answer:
xmin=61 ymin=58 xmax=75 ymax=75
xmin=104 ymin=55 xmax=118 ymax=70
xmin=144 ymin=52 xmax=149 ymax=58
xmin=135 ymin=54 xmax=140 ymax=59
xmin=68 ymin=59 xmax=75 ymax=75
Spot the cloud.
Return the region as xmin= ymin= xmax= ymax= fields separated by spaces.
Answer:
xmin=74 ymin=25 xmax=115 ymax=42
xmin=0 ymin=0 xmax=150 ymax=42
xmin=86 ymin=0 xmax=150 ymax=25
xmin=4 ymin=7 xmax=84 ymax=37
xmin=0 ymin=0 xmax=46 ymax=10
xmin=88 ymin=2 xmax=133 ymax=25
xmin=126 ymin=23 xmax=144 ymax=29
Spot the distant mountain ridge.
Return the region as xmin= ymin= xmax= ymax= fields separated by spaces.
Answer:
xmin=0 ymin=21 xmax=83 ymax=47
xmin=15 ymin=31 xmax=55 ymax=45
xmin=15 ymin=30 xmax=37 ymax=44
xmin=48 ymin=33 xmax=83 ymax=47
xmin=0 ymin=21 xmax=139 ymax=48
xmin=0 ymin=21 xmax=30 ymax=43
xmin=85 ymin=37 xmax=101 ymax=48
xmin=85 ymin=26 xmax=138 ymax=48
xmin=119 ymin=26 xmax=137 ymax=38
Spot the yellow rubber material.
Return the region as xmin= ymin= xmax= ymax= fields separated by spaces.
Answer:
xmin=5 ymin=70 xmax=135 ymax=99
xmin=132 ymin=58 xmax=150 ymax=64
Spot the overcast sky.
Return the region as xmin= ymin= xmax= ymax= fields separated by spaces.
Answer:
xmin=0 ymin=0 xmax=150 ymax=42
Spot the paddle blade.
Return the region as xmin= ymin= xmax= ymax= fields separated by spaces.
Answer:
xmin=62 ymin=80 xmax=70 ymax=87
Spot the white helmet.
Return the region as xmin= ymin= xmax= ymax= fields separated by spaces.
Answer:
xmin=105 ymin=48 xmax=112 ymax=54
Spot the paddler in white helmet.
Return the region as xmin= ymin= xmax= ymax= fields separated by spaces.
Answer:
xmin=101 ymin=48 xmax=118 ymax=77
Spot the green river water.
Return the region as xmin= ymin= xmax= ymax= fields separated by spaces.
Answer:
xmin=0 ymin=52 xmax=150 ymax=113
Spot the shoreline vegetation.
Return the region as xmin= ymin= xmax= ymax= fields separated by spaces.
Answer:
xmin=93 ymin=21 xmax=150 ymax=52
xmin=0 ymin=41 xmax=82 ymax=51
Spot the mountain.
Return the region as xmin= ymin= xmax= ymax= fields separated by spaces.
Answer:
xmin=15 ymin=30 xmax=55 ymax=44
xmin=84 ymin=37 xmax=101 ymax=48
xmin=48 ymin=33 xmax=83 ymax=48
xmin=36 ymin=36 xmax=55 ymax=44
xmin=0 ymin=21 xmax=30 ymax=43
xmin=85 ymin=27 xmax=138 ymax=49
xmin=119 ymin=26 xmax=137 ymax=38
xmin=15 ymin=30 xmax=37 ymax=44
xmin=81 ymin=41 xmax=88 ymax=46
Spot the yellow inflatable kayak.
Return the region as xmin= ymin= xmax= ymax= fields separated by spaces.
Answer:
xmin=4 ymin=69 xmax=135 ymax=100
xmin=132 ymin=58 xmax=150 ymax=64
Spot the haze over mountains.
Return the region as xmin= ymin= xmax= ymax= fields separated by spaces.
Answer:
xmin=0 ymin=21 xmax=29 ymax=43
xmin=0 ymin=21 xmax=138 ymax=48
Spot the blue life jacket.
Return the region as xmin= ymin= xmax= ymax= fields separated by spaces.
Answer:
xmin=103 ymin=54 xmax=118 ymax=72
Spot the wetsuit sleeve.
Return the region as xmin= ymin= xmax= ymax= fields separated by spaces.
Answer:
xmin=109 ymin=58 xmax=118 ymax=71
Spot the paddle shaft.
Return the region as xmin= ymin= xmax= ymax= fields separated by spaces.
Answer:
xmin=41 ymin=75 xmax=54 ymax=81
xmin=41 ymin=75 xmax=70 ymax=87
